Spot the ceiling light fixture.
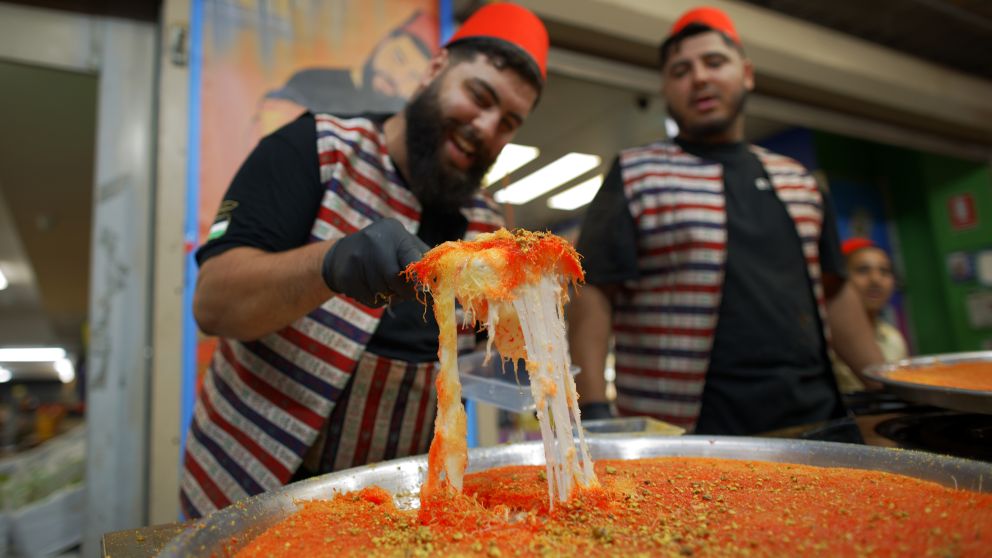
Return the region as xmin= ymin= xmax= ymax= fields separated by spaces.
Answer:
xmin=494 ymin=153 xmax=601 ymax=205
xmin=547 ymin=175 xmax=604 ymax=211
xmin=0 ymin=347 xmax=67 ymax=362
xmin=0 ymin=367 xmax=10 ymax=383
xmin=483 ymin=144 xmax=540 ymax=188
xmin=0 ymin=267 xmax=7 ymax=291
xmin=55 ymin=358 xmax=75 ymax=384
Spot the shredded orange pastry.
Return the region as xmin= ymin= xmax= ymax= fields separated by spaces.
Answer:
xmin=404 ymin=228 xmax=596 ymax=509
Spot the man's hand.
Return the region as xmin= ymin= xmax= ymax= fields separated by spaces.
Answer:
xmin=321 ymin=218 xmax=429 ymax=307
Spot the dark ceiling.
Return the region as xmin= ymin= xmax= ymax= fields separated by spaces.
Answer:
xmin=738 ymin=0 xmax=992 ymax=80
xmin=15 ymin=0 xmax=989 ymax=80
xmin=3 ymin=0 xmax=161 ymax=22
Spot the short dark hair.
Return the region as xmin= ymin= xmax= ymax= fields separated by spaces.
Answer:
xmin=658 ymin=23 xmax=744 ymax=70
xmin=445 ymin=36 xmax=544 ymax=103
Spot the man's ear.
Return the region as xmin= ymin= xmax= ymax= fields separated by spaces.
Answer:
xmin=742 ymin=57 xmax=755 ymax=92
xmin=418 ymin=49 xmax=449 ymax=88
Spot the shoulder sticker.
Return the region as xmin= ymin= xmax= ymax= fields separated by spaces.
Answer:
xmin=208 ymin=200 xmax=239 ymax=240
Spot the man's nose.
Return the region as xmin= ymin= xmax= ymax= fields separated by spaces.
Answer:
xmin=473 ymin=109 xmax=500 ymax=143
xmin=690 ymin=62 xmax=711 ymax=86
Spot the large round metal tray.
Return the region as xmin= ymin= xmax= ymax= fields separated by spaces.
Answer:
xmin=864 ymin=351 xmax=992 ymax=414
xmin=159 ymin=436 xmax=992 ymax=557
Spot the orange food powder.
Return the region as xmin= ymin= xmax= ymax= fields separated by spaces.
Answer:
xmin=403 ymin=229 xmax=584 ymax=302
xmin=233 ymin=457 xmax=991 ymax=558
xmin=889 ymin=361 xmax=992 ymax=391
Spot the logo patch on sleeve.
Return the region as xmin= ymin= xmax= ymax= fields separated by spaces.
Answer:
xmin=207 ymin=200 xmax=239 ymax=240
xmin=208 ymin=217 xmax=230 ymax=240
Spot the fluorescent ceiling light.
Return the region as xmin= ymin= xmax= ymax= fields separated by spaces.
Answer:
xmin=484 ymin=144 xmax=539 ymax=187
xmin=0 ymin=367 xmax=10 ymax=383
xmin=55 ymin=358 xmax=75 ymax=383
xmin=547 ymin=175 xmax=604 ymax=211
xmin=494 ymin=153 xmax=601 ymax=205
xmin=0 ymin=347 xmax=66 ymax=362
xmin=0 ymin=267 xmax=7 ymax=291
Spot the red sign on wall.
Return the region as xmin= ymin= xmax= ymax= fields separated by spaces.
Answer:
xmin=948 ymin=193 xmax=978 ymax=230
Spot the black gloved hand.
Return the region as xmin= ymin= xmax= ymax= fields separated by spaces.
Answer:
xmin=579 ymin=401 xmax=616 ymax=421
xmin=321 ymin=218 xmax=429 ymax=308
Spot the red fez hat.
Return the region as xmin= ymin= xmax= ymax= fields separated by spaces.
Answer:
xmin=669 ymin=6 xmax=742 ymax=46
xmin=446 ymin=2 xmax=549 ymax=79
xmin=842 ymin=237 xmax=876 ymax=256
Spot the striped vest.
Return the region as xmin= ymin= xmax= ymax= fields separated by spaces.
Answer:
xmin=612 ymin=141 xmax=827 ymax=431
xmin=181 ymin=114 xmax=503 ymax=517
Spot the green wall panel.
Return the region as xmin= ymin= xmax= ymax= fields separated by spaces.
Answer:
xmin=920 ymin=153 xmax=992 ymax=351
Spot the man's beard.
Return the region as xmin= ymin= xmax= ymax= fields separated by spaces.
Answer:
xmin=668 ymin=87 xmax=748 ymax=141
xmin=404 ymin=80 xmax=496 ymax=211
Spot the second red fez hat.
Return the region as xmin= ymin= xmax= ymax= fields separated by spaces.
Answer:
xmin=669 ymin=6 xmax=742 ymax=46
xmin=842 ymin=237 xmax=877 ymax=256
xmin=446 ymin=2 xmax=549 ymax=79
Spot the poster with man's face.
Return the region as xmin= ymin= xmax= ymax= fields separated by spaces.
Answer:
xmin=200 ymin=0 xmax=438 ymax=241
xmin=196 ymin=0 xmax=439 ymax=380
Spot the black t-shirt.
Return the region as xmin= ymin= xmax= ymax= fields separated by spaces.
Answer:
xmin=196 ymin=113 xmax=466 ymax=362
xmin=576 ymin=139 xmax=846 ymax=435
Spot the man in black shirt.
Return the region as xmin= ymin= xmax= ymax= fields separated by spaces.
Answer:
xmin=569 ymin=6 xmax=883 ymax=435
xmin=182 ymin=4 xmax=550 ymax=518
xmin=196 ymin=113 xmax=472 ymax=364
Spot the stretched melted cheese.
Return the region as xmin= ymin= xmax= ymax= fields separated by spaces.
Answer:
xmin=405 ymin=229 xmax=597 ymax=509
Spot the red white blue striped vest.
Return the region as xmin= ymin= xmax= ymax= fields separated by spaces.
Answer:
xmin=612 ymin=141 xmax=827 ymax=431
xmin=181 ymin=114 xmax=503 ymax=517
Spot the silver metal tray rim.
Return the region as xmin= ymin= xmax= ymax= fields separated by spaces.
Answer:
xmin=158 ymin=435 xmax=992 ymax=558
xmin=863 ymin=351 xmax=992 ymax=413
xmin=865 ymin=350 xmax=992 ymax=396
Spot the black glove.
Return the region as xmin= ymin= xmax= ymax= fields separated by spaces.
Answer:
xmin=579 ymin=401 xmax=616 ymax=421
xmin=321 ymin=218 xmax=429 ymax=307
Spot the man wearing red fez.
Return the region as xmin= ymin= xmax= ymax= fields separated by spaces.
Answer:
xmin=184 ymin=3 xmax=548 ymax=518
xmin=570 ymin=7 xmax=885 ymax=435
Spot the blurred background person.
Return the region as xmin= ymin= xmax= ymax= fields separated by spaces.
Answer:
xmin=833 ymin=238 xmax=909 ymax=393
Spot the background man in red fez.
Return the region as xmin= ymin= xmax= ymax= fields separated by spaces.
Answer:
xmin=570 ymin=7 xmax=885 ymax=436
xmin=184 ymin=3 xmax=548 ymax=518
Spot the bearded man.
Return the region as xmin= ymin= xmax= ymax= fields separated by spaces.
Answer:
xmin=569 ymin=7 xmax=884 ymax=435
xmin=185 ymin=3 xmax=548 ymax=518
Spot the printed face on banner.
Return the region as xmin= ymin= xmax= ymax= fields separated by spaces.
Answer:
xmin=196 ymin=1 xmax=439 ymax=381
xmin=199 ymin=1 xmax=439 ymax=242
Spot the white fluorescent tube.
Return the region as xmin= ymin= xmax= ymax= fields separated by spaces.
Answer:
xmin=547 ymin=175 xmax=604 ymax=211
xmin=483 ymin=144 xmax=540 ymax=187
xmin=55 ymin=358 xmax=76 ymax=383
xmin=0 ymin=348 xmax=67 ymax=362
xmin=494 ymin=153 xmax=601 ymax=205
